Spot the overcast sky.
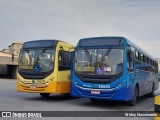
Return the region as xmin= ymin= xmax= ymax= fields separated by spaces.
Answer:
xmin=0 ymin=0 xmax=160 ymax=58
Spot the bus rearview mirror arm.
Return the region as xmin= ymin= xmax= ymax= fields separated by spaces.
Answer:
xmin=128 ymin=68 xmax=134 ymax=73
xmin=68 ymin=47 xmax=76 ymax=52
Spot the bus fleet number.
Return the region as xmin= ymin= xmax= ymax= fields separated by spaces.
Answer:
xmin=98 ymin=85 xmax=110 ymax=89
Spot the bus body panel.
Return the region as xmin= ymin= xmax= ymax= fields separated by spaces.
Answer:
xmin=71 ymin=39 xmax=133 ymax=101
xmin=17 ymin=40 xmax=74 ymax=94
xmin=71 ymin=37 xmax=159 ymax=102
xmin=71 ymin=73 xmax=134 ymax=101
xmin=17 ymin=72 xmax=58 ymax=93
xmin=56 ymin=42 xmax=72 ymax=93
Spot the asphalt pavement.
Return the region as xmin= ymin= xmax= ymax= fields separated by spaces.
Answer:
xmin=0 ymin=79 xmax=158 ymax=120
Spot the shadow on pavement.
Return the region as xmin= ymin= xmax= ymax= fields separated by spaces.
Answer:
xmin=21 ymin=94 xmax=78 ymax=102
xmin=76 ymin=94 xmax=153 ymax=109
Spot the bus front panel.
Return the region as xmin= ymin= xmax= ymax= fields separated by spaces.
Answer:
xmin=17 ymin=41 xmax=73 ymax=94
xmin=70 ymin=48 xmax=134 ymax=101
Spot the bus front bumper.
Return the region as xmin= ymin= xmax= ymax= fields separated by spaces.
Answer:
xmin=17 ymin=81 xmax=70 ymax=94
xmin=71 ymin=84 xmax=130 ymax=101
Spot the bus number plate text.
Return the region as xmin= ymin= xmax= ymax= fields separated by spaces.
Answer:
xmin=98 ymin=85 xmax=110 ymax=89
xmin=91 ymin=90 xmax=100 ymax=94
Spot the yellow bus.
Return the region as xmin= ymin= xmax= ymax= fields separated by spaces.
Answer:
xmin=17 ymin=40 xmax=74 ymax=97
xmin=155 ymin=95 xmax=160 ymax=119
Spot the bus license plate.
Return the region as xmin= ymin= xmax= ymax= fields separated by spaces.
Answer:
xmin=91 ymin=90 xmax=100 ymax=94
xmin=30 ymin=85 xmax=36 ymax=88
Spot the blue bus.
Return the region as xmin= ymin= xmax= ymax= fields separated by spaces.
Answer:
xmin=70 ymin=37 xmax=159 ymax=106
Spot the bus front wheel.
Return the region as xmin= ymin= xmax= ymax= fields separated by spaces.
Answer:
xmin=90 ymin=98 xmax=100 ymax=103
xmin=40 ymin=93 xmax=50 ymax=98
xmin=126 ymin=86 xmax=138 ymax=106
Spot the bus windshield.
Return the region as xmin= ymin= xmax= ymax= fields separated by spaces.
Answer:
xmin=75 ymin=49 xmax=123 ymax=75
xmin=19 ymin=48 xmax=55 ymax=72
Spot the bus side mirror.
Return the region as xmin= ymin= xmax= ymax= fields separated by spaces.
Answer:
xmin=68 ymin=47 xmax=76 ymax=52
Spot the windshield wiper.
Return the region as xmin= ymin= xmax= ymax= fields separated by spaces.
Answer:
xmin=39 ymin=48 xmax=47 ymax=56
xmin=37 ymin=48 xmax=48 ymax=60
xmin=85 ymin=49 xmax=92 ymax=63
xmin=101 ymin=48 xmax=112 ymax=61
xmin=35 ymin=48 xmax=48 ymax=66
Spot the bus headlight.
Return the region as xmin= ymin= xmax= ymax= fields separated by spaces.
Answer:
xmin=17 ymin=77 xmax=23 ymax=84
xmin=118 ymin=81 xmax=125 ymax=87
xmin=17 ymin=77 xmax=20 ymax=81
xmin=73 ymin=80 xmax=77 ymax=85
xmin=74 ymin=82 xmax=77 ymax=85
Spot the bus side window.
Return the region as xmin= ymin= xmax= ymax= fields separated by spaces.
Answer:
xmin=58 ymin=50 xmax=71 ymax=71
xmin=127 ymin=47 xmax=134 ymax=69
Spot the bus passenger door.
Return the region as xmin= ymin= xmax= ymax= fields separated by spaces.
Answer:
xmin=57 ymin=49 xmax=71 ymax=93
xmin=135 ymin=51 xmax=145 ymax=96
xmin=127 ymin=46 xmax=135 ymax=95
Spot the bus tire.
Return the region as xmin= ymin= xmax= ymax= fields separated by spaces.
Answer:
xmin=40 ymin=93 xmax=50 ymax=98
xmin=90 ymin=98 xmax=99 ymax=103
xmin=126 ymin=86 xmax=138 ymax=106
xmin=63 ymin=93 xmax=72 ymax=98
xmin=149 ymin=83 xmax=155 ymax=97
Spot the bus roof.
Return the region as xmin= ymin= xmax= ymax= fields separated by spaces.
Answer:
xmin=77 ymin=36 xmax=156 ymax=61
xmin=125 ymin=38 xmax=156 ymax=61
xmin=77 ymin=37 xmax=124 ymax=47
xmin=23 ymin=40 xmax=61 ymax=49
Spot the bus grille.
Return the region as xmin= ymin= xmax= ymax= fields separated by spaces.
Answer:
xmin=76 ymin=85 xmax=116 ymax=98
xmin=21 ymin=84 xmax=47 ymax=91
